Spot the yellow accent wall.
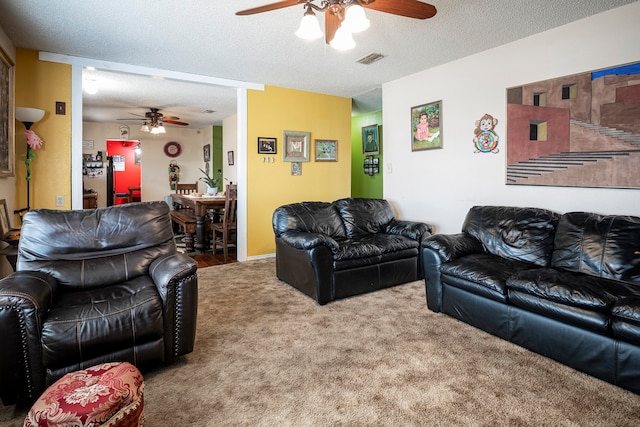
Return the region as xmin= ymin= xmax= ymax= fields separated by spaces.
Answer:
xmin=15 ymin=49 xmax=71 ymax=219
xmin=247 ymin=85 xmax=352 ymax=257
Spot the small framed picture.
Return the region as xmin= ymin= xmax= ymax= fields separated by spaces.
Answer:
xmin=203 ymin=144 xmax=211 ymax=162
xmin=119 ymin=125 xmax=130 ymax=139
xmin=291 ymin=162 xmax=302 ymax=176
xmin=315 ymin=139 xmax=338 ymax=162
xmin=258 ymin=137 xmax=277 ymax=154
xmin=228 ymin=150 xmax=234 ymax=166
xmin=362 ymin=124 xmax=380 ymax=155
xmin=411 ymin=100 xmax=442 ymax=151
xmin=283 ymin=130 xmax=310 ymax=162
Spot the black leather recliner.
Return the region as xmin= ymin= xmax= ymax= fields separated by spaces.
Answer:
xmin=0 ymin=201 xmax=198 ymax=405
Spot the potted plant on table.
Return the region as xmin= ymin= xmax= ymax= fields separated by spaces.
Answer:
xmin=199 ymin=168 xmax=222 ymax=195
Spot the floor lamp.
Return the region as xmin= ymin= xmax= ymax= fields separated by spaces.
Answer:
xmin=15 ymin=107 xmax=45 ymax=219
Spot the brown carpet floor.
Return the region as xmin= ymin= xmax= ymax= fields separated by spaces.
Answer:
xmin=2 ymin=258 xmax=640 ymax=426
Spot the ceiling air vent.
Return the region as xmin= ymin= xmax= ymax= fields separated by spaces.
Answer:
xmin=356 ymin=53 xmax=386 ymax=65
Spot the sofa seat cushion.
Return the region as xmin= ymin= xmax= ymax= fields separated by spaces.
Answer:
xmin=42 ymin=276 xmax=165 ymax=370
xmin=612 ymin=297 xmax=640 ymax=345
xmin=333 ymin=234 xmax=418 ymax=270
xmin=506 ymin=268 xmax=633 ymax=332
xmin=440 ymin=253 xmax=535 ymax=303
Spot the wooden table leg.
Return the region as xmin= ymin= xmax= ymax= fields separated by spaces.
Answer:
xmin=194 ymin=215 xmax=207 ymax=251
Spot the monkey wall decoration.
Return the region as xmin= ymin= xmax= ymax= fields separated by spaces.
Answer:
xmin=473 ymin=113 xmax=500 ymax=153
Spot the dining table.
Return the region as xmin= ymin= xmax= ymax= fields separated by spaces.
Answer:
xmin=170 ymin=193 xmax=226 ymax=251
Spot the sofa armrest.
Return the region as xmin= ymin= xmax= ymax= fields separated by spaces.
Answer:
xmin=149 ymin=253 xmax=198 ymax=359
xmin=421 ymin=233 xmax=484 ymax=312
xmin=0 ymin=271 xmax=59 ymax=405
xmin=276 ymin=239 xmax=335 ymax=305
xmin=421 ymin=233 xmax=483 ymax=263
xmin=386 ymin=219 xmax=432 ymax=241
xmin=279 ymin=231 xmax=340 ymax=254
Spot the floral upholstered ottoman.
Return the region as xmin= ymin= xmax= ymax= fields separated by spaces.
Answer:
xmin=24 ymin=362 xmax=145 ymax=427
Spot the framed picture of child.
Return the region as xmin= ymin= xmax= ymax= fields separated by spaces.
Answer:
xmin=411 ymin=100 xmax=442 ymax=151
xmin=362 ymin=124 xmax=380 ymax=155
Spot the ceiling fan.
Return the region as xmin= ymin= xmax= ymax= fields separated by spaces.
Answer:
xmin=236 ymin=0 xmax=437 ymax=48
xmin=118 ymin=108 xmax=189 ymax=134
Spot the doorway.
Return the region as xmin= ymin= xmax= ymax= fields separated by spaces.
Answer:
xmin=106 ymin=140 xmax=141 ymax=206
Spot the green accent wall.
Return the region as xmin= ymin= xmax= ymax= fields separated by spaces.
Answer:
xmin=212 ymin=125 xmax=223 ymax=179
xmin=351 ymin=111 xmax=383 ymax=198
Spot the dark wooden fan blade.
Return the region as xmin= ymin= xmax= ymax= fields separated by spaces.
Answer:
xmin=236 ymin=0 xmax=301 ymax=16
xmin=124 ymin=112 xmax=146 ymax=118
xmin=325 ymin=7 xmax=342 ymax=45
xmin=163 ymin=119 xmax=189 ymax=126
xmin=362 ymin=0 xmax=437 ymax=19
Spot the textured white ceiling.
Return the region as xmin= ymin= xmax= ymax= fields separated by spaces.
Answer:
xmin=0 ymin=0 xmax=636 ymax=128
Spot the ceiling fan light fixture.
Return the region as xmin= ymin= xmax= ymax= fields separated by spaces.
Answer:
xmin=296 ymin=7 xmax=323 ymax=40
xmin=140 ymin=122 xmax=150 ymax=133
xmin=330 ymin=25 xmax=355 ymax=51
xmin=83 ymin=78 xmax=99 ymax=95
xmin=344 ymin=4 xmax=370 ymax=33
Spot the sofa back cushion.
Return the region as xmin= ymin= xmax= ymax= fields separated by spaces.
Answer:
xmin=272 ymin=202 xmax=346 ymax=239
xmin=17 ymin=201 xmax=176 ymax=290
xmin=462 ymin=205 xmax=560 ymax=267
xmin=552 ymin=212 xmax=640 ymax=285
xmin=333 ymin=198 xmax=395 ymax=238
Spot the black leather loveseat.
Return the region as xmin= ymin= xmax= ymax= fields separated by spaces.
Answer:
xmin=422 ymin=205 xmax=640 ymax=394
xmin=0 ymin=202 xmax=198 ymax=405
xmin=273 ymin=198 xmax=432 ymax=305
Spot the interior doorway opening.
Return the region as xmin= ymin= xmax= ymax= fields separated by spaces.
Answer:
xmin=106 ymin=140 xmax=141 ymax=206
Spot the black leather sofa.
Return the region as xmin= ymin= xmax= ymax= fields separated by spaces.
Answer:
xmin=0 ymin=201 xmax=198 ymax=405
xmin=273 ymin=198 xmax=432 ymax=305
xmin=422 ymin=205 xmax=640 ymax=394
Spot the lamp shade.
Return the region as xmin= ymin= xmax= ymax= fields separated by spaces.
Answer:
xmin=16 ymin=107 xmax=45 ymax=125
xmin=344 ymin=5 xmax=370 ymax=33
xmin=296 ymin=13 xmax=323 ymax=40
xmin=330 ymin=25 xmax=355 ymax=50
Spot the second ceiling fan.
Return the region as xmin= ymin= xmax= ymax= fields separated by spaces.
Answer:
xmin=118 ymin=108 xmax=189 ymax=134
xmin=236 ymin=0 xmax=437 ymax=49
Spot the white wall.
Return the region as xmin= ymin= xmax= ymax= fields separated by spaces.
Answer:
xmin=383 ymin=3 xmax=640 ymax=233
xmin=83 ymin=122 xmax=213 ymax=206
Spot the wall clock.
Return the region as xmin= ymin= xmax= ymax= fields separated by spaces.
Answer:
xmin=164 ymin=141 xmax=182 ymax=158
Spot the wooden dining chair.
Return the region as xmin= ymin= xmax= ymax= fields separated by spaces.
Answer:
xmin=0 ymin=199 xmax=20 ymax=271
xmin=173 ymin=183 xmax=198 ymax=210
xmin=211 ymin=184 xmax=237 ymax=261
xmin=171 ymin=183 xmax=199 ymax=242
xmin=175 ymin=183 xmax=198 ymax=194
